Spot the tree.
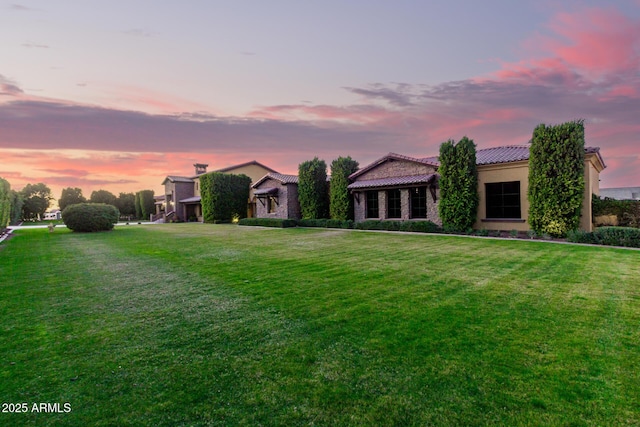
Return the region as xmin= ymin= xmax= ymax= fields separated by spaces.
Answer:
xmin=200 ymin=172 xmax=251 ymax=223
xmin=330 ymin=156 xmax=359 ymax=220
xmin=89 ymin=189 xmax=117 ymax=206
xmin=0 ymin=177 xmax=11 ymax=229
xmin=116 ymin=192 xmax=136 ymax=219
xmin=9 ymin=190 xmax=23 ymax=225
xmin=528 ymin=120 xmax=585 ymax=237
xmin=298 ymin=157 xmax=329 ymax=219
xmin=59 ymin=187 xmax=87 ymax=211
xmin=20 ymin=183 xmax=53 ymax=220
xmin=136 ymin=190 xmax=155 ymax=220
xmin=134 ymin=192 xmax=142 ymax=219
xmin=438 ymin=136 xmax=479 ymax=231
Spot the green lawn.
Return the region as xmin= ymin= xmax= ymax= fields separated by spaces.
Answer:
xmin=1 ymin=224 xmax=639 ymax=426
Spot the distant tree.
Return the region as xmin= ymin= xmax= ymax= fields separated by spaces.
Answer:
xmin=116 ymin=192 xmax=136 ymax=218
xmin=9 ymin=190 xmax=23 ymax=225
xmin=134 ymin=192 xmax=142 ymax=219
xmin=528 ymin=120 xmax=585 ymax=237
xmin=438 ymin=136 xmax=479 ymax=231
xmin=136 ymin=190 xmax=155 ymax=220
xmin=0 ymin=177 xmax=11 ymax=229
xmin=89 ymin=189 xmax=117 ymax=206
xmin=59 ymin=187 xmax=87 ymax=211
xmin=200 ymin=172 xmax=251 ymax=223
xmin=298 ymin=157 xmax=329 ymax=219
xmin=330 ymin=156 xmax=359 ymax=220
xmin=20 ymin=183 xmax=53 ymax=220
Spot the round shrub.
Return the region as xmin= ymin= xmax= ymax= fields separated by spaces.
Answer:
xmin=62 ymin=203 xmax=119 ymax=232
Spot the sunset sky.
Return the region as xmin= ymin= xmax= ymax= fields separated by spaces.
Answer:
xmin=1 ymin=0 xmax=639 ymax=204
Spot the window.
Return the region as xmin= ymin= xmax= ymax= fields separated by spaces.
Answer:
xmin=366 ymin=191 xmax=379 ymax=218
xmin=410 ymin=187 xmax=427 ymax=218
xmin=268 ymin=196 xmax=277 ymax=213
xmin=387 ymin=189 xmax=401 ymax=218
xmin=486 ymin=181 xmax=521 ymax=218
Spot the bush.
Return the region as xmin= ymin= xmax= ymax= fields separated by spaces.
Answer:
xmin=567 ymin=227 xmax=640 ymax=248
xmin=201 ymin=172 xmax=251 ymax=223
xmin=238 ymin=218 xmax=297 ymax=228
xmin=354 ymin=220 xmax=440 ymax=233
xmin=528 ymin=120 xmax=585 ymax=237
xmin=593 ymin=195 xmax=640 ymax=228
xmin=62 ymin=203 xmax=119 ymax=232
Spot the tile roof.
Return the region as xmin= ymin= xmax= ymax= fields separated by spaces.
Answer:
xmin=475 ymin=145 xmax=531 ymax=165
xmin=179 ymin=196 xmax=201 ymax=203
xmin=349 ymin=152 xmax=439 ymax=180
xmin=162 ymin=175 xmax=194 ymax=184
xmin=253 ymin=172 xmax=299 ymax=187
xmin=254 ymin=187 xmax=279 ymax=196
xmin=475 ymin=145 xmax=604 ymax=166
xmin=347 ymin=174 xmax=437 ymax=190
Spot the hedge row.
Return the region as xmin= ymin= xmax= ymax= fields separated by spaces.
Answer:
xmin=237 ymin=218 xmax=297 ymax=228
xmin=567 ymin=226 xmax=640 ymax=248
xmin=593 ymin=195 xmax=640 ymax=228
xmin=239 ymin=218 xmax=442 ymax=233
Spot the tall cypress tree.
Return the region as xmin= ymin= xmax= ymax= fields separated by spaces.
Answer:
xmin=438 ymin=137 xmax=478 ymax=231
xmin=528 ymin=120 xmax=585 ymax=236
xmin=298 ymin=157 xmax=328 ymax=219
xmin=330 ymin=156 xmax=359 ymax=220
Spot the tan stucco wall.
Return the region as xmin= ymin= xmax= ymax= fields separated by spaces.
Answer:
xmin=476 ymin=154 xmax=603 ymax=232
xmin=475 ymin=161 xmax=530 ymax=231
xmin=580 ymin=154 xmax=603 ymax=232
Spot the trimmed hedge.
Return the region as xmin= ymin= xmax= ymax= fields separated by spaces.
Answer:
xmin=567 ymin=226 xmax=640 ymax=248
xmin=354 ymin=220 xmax=441 ymax=233
xmin=593 ymin=195 xmax=640 ymax=228
xmin=62 ymin=203 xmax=119 ymax=232
xmin=201 ymin=172 xmax=251 ymax=223
xmin=238 ymin=218 xmax=297 ymax=228
xmin=297 ymin=218 xmax=354 ymax=229
xmin=528 ymin=120 xmax=585 ymax=237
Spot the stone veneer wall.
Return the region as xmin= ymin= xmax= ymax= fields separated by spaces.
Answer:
xmin=254 ymin=179 xmax=300 ymax=220
xmin=352 ymin=159 xmax=440 ymax=224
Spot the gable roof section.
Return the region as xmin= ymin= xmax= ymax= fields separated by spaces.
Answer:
xmin=252 ymin=172 xmax=299 ymax=188
xmin=216 ymin=160 xmax=279 ymax=174
xmin=349 ymin=152 xmax=440 ymax=180
xmin=161 ymin=175 xmax=194 ymax=185
xmin=347 ymin=173 xmax=437 ymax=190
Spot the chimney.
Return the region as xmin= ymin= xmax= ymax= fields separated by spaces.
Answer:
xmin=194 ymin=163 xmax=208 ymax=175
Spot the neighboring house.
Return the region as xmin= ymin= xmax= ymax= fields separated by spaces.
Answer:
xmin=159 ymin=161 xmax=278 ymax=222
xmin=43 ymin=209 xmax=62 ymax=220
xmin=599 ymin=187 xmax=640 ymax=201
xmin=252 ymin=173 xmax=301 ymax=219
xmin=347 ymin=153 xmax=441 ymax=224
xmin=349 ymin=145 xmax=606 ymax=232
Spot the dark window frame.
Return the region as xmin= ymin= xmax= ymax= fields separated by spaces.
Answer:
xmin=485 ymin=181 xmax=521 ymax=219
xmin=410 ymin=187 xmax=427 ymax=219
xmin=366 ymin=191 xmax=379 ymax=219
xmin=387 ymin=189 xmax=402 ymax=218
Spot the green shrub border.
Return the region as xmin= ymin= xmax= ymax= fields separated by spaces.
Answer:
xmin=238 ymin=218 xmax=297 ymax=228
xmin=567 ymin=226 xmax=640 ymax=248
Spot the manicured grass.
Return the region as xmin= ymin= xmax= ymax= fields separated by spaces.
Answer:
xmin=1 ymin=224 xmax=639 ymax=426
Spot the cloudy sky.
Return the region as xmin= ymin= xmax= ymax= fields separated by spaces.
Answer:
xmin=1 ymin=0 xmax=639 ymax=201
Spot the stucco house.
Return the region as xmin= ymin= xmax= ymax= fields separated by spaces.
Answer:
xmin=349 ymin=145 xmax=606 ymax=232
xmin=158 ymin=161 xmax=278 ymax=222
xmin=252 ymin=173 xmax=301 ymax=219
